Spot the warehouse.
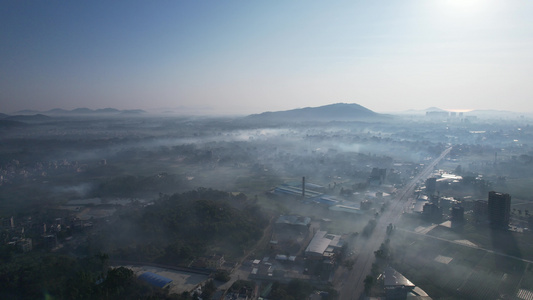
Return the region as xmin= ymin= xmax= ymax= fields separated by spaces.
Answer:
xmin=138 ymin=272 xmax=173 ymax=288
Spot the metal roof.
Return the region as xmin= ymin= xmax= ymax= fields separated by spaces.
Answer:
xmin=275 ymin=215 xmax=311 ymax=226
xmin=138 ymin=272 xmax=172 ymax=288
xmin=517 ymin=289 xmax=533 ymax=300
xmin=384 ymin=267 xmax=415 ymax=287
xmin=274 ymin=185 xmax=323 ymax=198
xmin=305 ymin=231 xmax=331 ymax=256
xmin=329 ymin=204 xmax=364 ymax=214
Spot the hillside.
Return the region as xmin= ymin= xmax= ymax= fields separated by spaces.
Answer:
xmin=243 ymin=103 xmax=386 ymax=123
xmin=5 ymin=114 xmax=52 ymax=123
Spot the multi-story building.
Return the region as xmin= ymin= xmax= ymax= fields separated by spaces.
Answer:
xmin=473 ymin=200 xmax=488 ymax=222
xmin=488 ymin=191 xmax=511 ymax=228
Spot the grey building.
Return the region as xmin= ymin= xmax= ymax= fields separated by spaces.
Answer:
xmin=488 ymin=191 xmax=511 ymax=228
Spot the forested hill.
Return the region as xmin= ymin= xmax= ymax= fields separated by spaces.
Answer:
xmin=243 ymin=103 xmax=389 ymax=123
xmin=93 ymin=188 xmax=268 ymax=263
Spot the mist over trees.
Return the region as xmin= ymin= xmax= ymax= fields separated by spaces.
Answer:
xmin=90 ymin=188 xmax=267 ymax=263
xmin=2 ymin=105 xmax=533 ymax=299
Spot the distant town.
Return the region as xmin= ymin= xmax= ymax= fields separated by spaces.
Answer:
xmin=2 ymin=103 xmax=533 ymax=300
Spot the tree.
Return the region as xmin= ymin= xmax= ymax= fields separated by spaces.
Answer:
xmin=214 ymin=269 xmax=230 ymax=282
xmin=364 ymin=275 xmax=374 ymax=293
xmin=102 ymin=267 xmax=134 ymax=293
xmin=201 ymin=280 xmax=216 ymax=299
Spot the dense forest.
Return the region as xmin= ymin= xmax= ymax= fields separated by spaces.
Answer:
xmin=88 ymin=188 xmax=268 ymax=264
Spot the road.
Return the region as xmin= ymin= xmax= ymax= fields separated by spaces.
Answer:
xmin=337 ymin=147 xmax=452 ymax=300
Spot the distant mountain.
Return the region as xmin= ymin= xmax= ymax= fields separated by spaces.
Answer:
xmin=5 ymin=114 xmax=52 ymax=123
xmin=14 ymin=108 xmax=146 ymax=115
xmin=95 ymin=108 xmax=121 ymax=113
xmin=47 ymin=108 xmax=69 ymax=114
xmin=14 ymin=109 xmax=40 ymax=114
xmin=424 ymin=107 xmax=447 ymax=112
xmin=395 ymin=107 xmax=448 ymax=116
xmin=120 ymin=109 xmax=146 ymax=115
xmin=244 ymin=103 xmax=386 ymax=123
xmin=71 ymin=108 xmax=94 ymax=114
xmin=0 ymin=113 xmax=10 ymax=119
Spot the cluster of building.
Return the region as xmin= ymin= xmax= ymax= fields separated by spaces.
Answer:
xmin=1 ymin=211 xmax=101 ymax=255
xmin=272 ymin=176 xmax=394 ymax=216
xmin=415 ymin=175 xmax=513 ymax=231
xmin=473 ymin=191 xmax=512 ymax=228
xmin=245 ymin=214 xmax=345 ymax=283
xmin=190 ymin=254 xmax=226 ymax=270
xmin=1 ymin=216 xmax=33 ymax=253
xmin=0 ymin=158 xmax=97 ymax=186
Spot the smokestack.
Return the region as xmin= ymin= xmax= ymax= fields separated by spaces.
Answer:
xmin=302 ymin=177 xmax=306 ymax=198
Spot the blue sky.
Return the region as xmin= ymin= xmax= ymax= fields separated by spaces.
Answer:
xmin=1 ymin=0 xmax=532 ymax=114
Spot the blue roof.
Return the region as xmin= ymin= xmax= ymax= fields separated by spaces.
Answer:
xmin=139 ymin=272 xmax=172 ymax=288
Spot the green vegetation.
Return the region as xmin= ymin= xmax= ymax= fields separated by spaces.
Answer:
xmin=267 ymin=279 xmax=337 ymax=300
xmin=214 ymin=269 xmax=231 ymax=282
xmin=362 ymin=219 xmax=377 ymax=237
xmin=229 ymin=279 xmax=255 ymax=293
xmin=363 ymin=275 xmax=374 ymax=293
xmin=92 ymin=188 xmax=268 ymax=263
xmin=0 ymin=252 xmax=180 ymax=300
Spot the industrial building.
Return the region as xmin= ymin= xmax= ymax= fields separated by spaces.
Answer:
xmin=329 ymin=204 xmax=364 ymax=214
xmin=274 ymin=215 xmax=311 ymax=233
xmin=382 ymin=267 xmax=432 ymax=300
xmin=304 ymin=230 xmax=343 ymax=258
xmin=272 ymin=179 xmax=341 ymax=207
xmin=138 ymin=272 xmax=173 ymax=288
xmin=383 ymin=267 xmax=415 ymax=300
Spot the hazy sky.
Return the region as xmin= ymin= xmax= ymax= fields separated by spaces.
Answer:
xmin=1 ymin=0 xmax=532 ymax=115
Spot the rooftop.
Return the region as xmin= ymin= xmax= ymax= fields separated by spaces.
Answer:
xmin=384 ymin=267 xmax=415 ymax=288
xmin=138 ymin=272 xmax=173 ymax=288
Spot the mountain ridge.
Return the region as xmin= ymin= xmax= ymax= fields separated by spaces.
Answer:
xmin=12 ymin=108 xmax=147 ymax=115
xmin=243 ymin=103 xmax=387 ymax=123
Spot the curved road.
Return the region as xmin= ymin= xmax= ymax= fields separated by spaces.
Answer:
xmin=337 ymin=147 xmax=452 ymax=300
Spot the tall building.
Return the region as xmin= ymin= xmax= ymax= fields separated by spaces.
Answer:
xmin=473 ymin=200 xmax=488 ymax=222
xmin=451 ymin=205 xmax=465 ymax=223
xmin=423 ymin=203 xmax=442 ymax=222
xmin=488 ymin=191 xmax=511 ymax=228
xmin=368 ymin=168 xmax=387 ymax=186
xmin=426 ymin=177 xmax=436 ymax=196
